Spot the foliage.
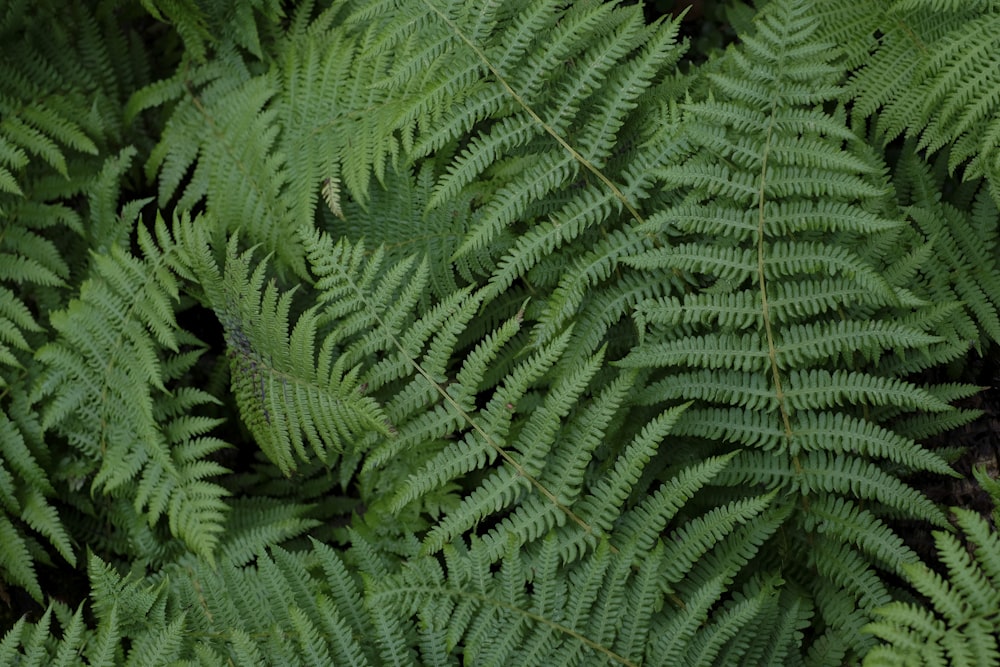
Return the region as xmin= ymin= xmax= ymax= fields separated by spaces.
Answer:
xmin=1 ymin=0 xmax=999 ymax=664
xmin=863 ymin=466 xmax=1000 ymax=667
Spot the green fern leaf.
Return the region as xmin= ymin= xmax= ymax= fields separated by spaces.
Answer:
xmin=864 ymin=504 xmax=1000 ymax=667
xmin=194 ymin=234 xmax=391 ymax=474
xmin=34 ymin=213 xmax=230 ymax=561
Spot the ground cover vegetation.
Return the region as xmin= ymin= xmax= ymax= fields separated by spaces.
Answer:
xmin=1 ymin=0 xmax=1000 ymax=664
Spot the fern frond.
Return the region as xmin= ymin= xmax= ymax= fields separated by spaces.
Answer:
xmin=657 ymin=492 xmax=779 ymax=592
xmin=339 ymin=0 xmax=687 ymax=276
xmin=864 ymin=505 xmax=1000 ymax=667
xmin=843 ymin=3 xmax=1000 ymax=190
xmin=686 ymin=574 xmax=784 ymax=667
xmin=609 ymin=0 xmax=975 ymax=658
xmin=650 ymin=503 xmax=792 ymax=665
xmin=138 ymin=0 xmax=284 ymax=62
xmin=0 ymin=513 xmax=41 ymax=602
xmin=540 ymin=403 xmax=688 ymax=562
xmin=803 ymin=495 xmax=922 ymax=576
xmin=0 ymin=64 xmax=97 ymax=180
xmin=370 ymin=534 xmax=640 ymax=666
xmin=0 ymin=0 xmax=146 ymax=208
xmin=6 ymin=2 xmax=1000 ymax=665
xmin=893 ymin=145 xmax=1000 ymax=349
xmin=216 ymin=497 xmax=318 ymax=567
xmin=446 ymin=348 xmax=617 ymax=562
xmin=913 ymin=13 xmax=1000 ymax=166
xmin=33 ymin=212 xmax=230 ymax=561
xmin=184 ymin=232 xmax=391 ymax=475
xmin=0 ymin=387 xmax=73 ymax=600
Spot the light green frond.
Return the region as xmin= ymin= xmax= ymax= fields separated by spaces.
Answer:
xmin=529 ymin=227 xmax=652 ymax=346
xmin=814 ymin=537 xmax=894 ymax=615
xmin=657 ymin=493 xmax=778 ymax=590
xmin=931 ymin=517 xmax=1000 ymax=614
xmin=635 ymin=291 xmax=761 ymax=331
xmin=370 ymin=535 xmax=640 ymax=666
xmin=481 ymin=185 xmax=628 ymax=300
xmin=391 ymin=328 xmax=572 ymax=541
xmin=653 ymin=572 xmax=735 ymax=667
xmin=336 ymin=165 xmax=474 ymax=301
xmin=767 ymin=278 xmax=900 ymax=323
xmin=842 ymin=3 xmax=1000 ymax=189
xmin=914 ymin=14 xmax=1000 ymax=159
xmin=554 ymin=403 xmax=696 ymax=561
xmin=606 ymin=0 xmax=980 ymax=656
xmin=466 ymin=351 xmax=616 ymax=562
xmin=775 ymin=321 xmax=941 ymax=369
xmin=684 ymin=574 xmax=781 ymax=667
xmin=34 ymin=217 xmax=179 ymax=415
xmin=624 ymin=244 xmax=756 ymax=282
xmin=421 ymin=466 xmax=532 ymax=557
xmin=635 ymin=369 xmax=777 ymax=410
xmin=217 ymin=497 xmax=318 ymax=567
xmin=620 ymin=332 xmax=769 ymax=372
xmin=783 ymin=369 xmax=952 ymax=413
xmin=354 ymin=0 xmax=684 ymax=261
xmin=651 ymin=504 xmax=792 ymax=666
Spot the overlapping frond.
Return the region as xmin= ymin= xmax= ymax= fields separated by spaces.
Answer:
xmin=136 ymin=0 xmax=285 ymax=62
xmin=0 ymin=4 xmax=99 ymax=195
xmin=2 ymin=0 xmax=997 ymax=664
xmin=864 ymin=468 xmax=1000 ymax=667
xmin=33 ymin=213 xmax=230 ymax=561
xmin=178 ymin=231 xmax=392 ymax=476
xmin=836 ymin=2 xmax=1000 ymax=194
xmin=0 ymin=0 xmax=160 ymax=603
xmin=891 ymin=145 xmax=1000 ymax=350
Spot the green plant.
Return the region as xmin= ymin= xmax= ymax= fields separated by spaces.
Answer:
xmin=863 ymin=466 xmax=1000 ymax=667
xmin=1 ymin=0 xmax=999 ymax=664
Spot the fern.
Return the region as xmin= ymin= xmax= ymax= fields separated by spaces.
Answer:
xmin=0 ymin=0 xmax=155 ymax=601
xmin=136 ymin=0 xmax=284 ymax=62
xmin=3 ymin=0 xmax=1000 ymax=664
xmin=33 ymin=213 xmax=230 ymax=563
xmin=864 ymin=466 xmax=1000 ymax=667
xmin=181 ymin=231 xmax=392 ymax=475
xmin=0 ymin=458 xmax=775 ymax=666
xmin=819 ymin=1 xmax=1000 ymax=198
xmin=892 ymin=143 xmax=1000 ymax=350
xmin=612 ymin=0 xmax=975 ymax=660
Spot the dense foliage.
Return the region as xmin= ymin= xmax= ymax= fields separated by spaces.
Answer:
xmin=1 ymin=0 xmax=999 ymax=664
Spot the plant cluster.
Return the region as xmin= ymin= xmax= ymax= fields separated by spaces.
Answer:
xmin=1 ymin=0 xmax=1000 ymax=664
